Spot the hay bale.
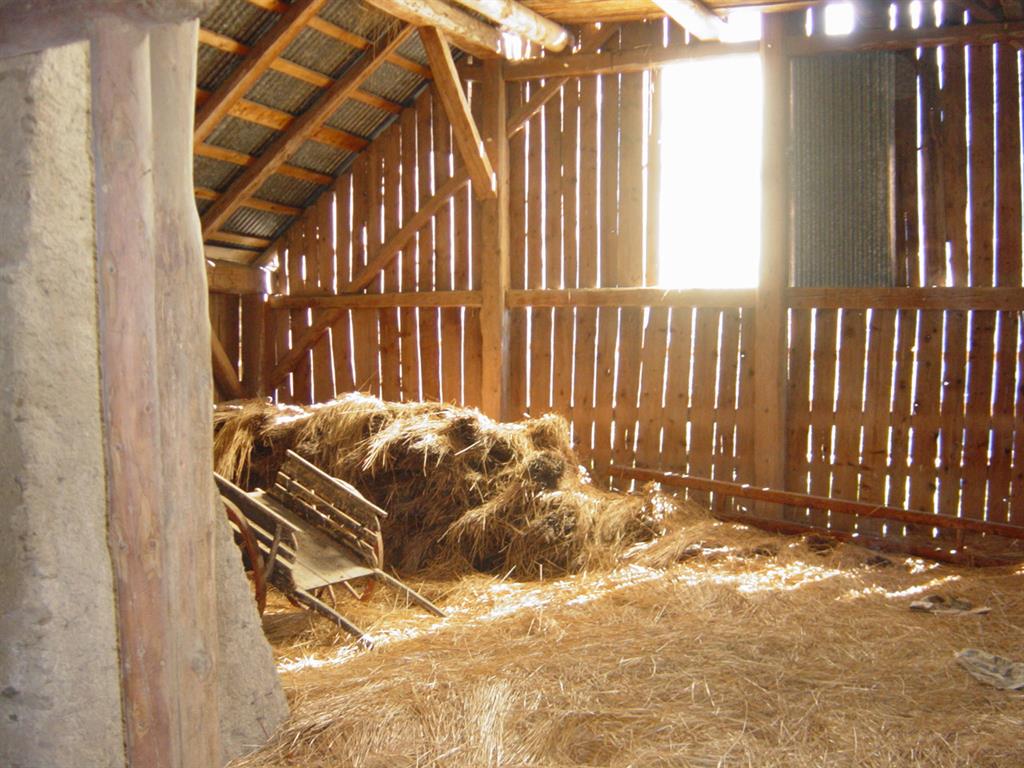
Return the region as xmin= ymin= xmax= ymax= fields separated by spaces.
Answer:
xmin=213 ymin=395 xmax=673 ymax=577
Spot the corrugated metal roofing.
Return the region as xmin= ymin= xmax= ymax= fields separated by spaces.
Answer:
xmin=203 ymin=0 xmax=278 ymax=45
xmin=245 ymin=69 xmax=322 ymax=115
xmin=282 ymin=27 xmax=360 ymax=79
xmin=290 ymin=140 xmax=354 ymax=176
xmin=194 ymin=0 xmax=443 ymax=250
xmin=207 ymin=115 xmax=278 ymax=157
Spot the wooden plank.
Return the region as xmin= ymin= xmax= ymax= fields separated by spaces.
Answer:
xmin=990 ymin=43 xmax=1023 ymax=522
xmin=548 ymin=87 xmax=574 ymax=422
xmin=919 ymin=47 xmax=947 ymax=286
xmin=194 ymin=0 xmax=328 ymax=144
xmin=941 ymin=44 xmax=969 ymax=285
xmin=646 ymin=69 xmax=661 ymax=286
xmin=611 ymin=306 xmax=644 ymax=476
xmin=507 ymin=83 xmax=528 ymax=417
xmin=211 ymin=330 xmax=245 ymax=401
xmin=420 ymin=27 xmax=496 ymax=200
xmin=733 ymin=306 xmax=756 ymax=498
xmin=479 ymin=60 xmax=511 ymax=418
xmin=635 ymin=308 xmax=671 ymax=472
xmin=963 ymin=43 xmax=996 ymax=520
xmin=856 ymin=310 xmax=895 ymax=537
xmin=399 ymin=107 xmax=421 ymax=402
xmin=617 ymin=69 xmax=644 ymax=286
xmin=712 ymin=309 xmax=741 ymax=505
xmin=661 ymin=307 xmax=694 ymax=475
xmin=331 ymin=172 xmax=355 ymax=394
xmin=686 ymin=308 xmax=719 ymax=504
xmin=785 ymin=308 xmax=812 ymax=516
xmin=830 ymin=309 xmax=867 ymax=532
xmin=785 ymin=19 xmax=1024 ymax=56
xmin=463 ymin=88 xmax=484 ymax=410
xmin=434 ymin=96 xmax=461 ymax=404
xmin=240 ymin=294 xmax=267 ymax=396
xmin=416 ymin=92 xmax=442 ymax=401
xmin=454 ymin=150 xmax=474 ymax=406
xmin=527 ymin=97 xmax=550 ymax=414
xmin=288 ymin=215 xmax=313 ymax=403
xmin=200 ymin=24 xmax=413 ymax=237
xmin=888 ymin=309 xmax=917 ymax=515
xmin=312 ymin=194 xmax=335 ymax=402
xmin=379 ymin=126 xmax=402 ymax=402
xmin=807 ymin=309 xmax=837 ymax=525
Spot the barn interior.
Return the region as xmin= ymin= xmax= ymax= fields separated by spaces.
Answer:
xmin=2 ymin=0 xmax=1024 ymax=765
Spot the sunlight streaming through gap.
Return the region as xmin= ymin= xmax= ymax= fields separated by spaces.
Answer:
xmin=657 ymin=54 xmax=762 ymax=288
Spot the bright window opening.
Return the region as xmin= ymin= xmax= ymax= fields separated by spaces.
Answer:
xmin=657 ymin=53 xmax=763 ymax=289
xmin=824 ymin=3 xmax=856 ymax=35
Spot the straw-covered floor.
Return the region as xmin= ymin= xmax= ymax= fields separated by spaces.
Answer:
xmin=228 ymin=506 xmax=1024 ymax=767
xmin=214 ymin=395 xmax=670 ymax=577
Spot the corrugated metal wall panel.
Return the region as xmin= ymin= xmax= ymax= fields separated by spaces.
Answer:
xmin=791 ymin=52 xmax=897 ymax=288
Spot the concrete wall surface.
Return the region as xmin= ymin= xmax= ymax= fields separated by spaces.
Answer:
xmin=0 ymin=41 xmax=127 ymax=768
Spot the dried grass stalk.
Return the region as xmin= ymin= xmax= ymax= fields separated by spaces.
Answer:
xmin=213 ymin=395 xmax=673 ymax=577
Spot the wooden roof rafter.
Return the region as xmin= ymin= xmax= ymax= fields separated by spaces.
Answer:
xmin=200 ymin=22 xmax=417 ymax=239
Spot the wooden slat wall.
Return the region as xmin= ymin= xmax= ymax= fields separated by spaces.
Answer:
xmin=230 ymin=15 xmax=1024 ymax=540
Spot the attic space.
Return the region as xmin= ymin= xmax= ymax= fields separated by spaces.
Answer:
xmin=2 ymin=0 xmax=1024 ymax=766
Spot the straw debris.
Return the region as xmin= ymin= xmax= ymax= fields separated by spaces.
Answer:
xmin=213 ymin=395 xmax=672 ymax=576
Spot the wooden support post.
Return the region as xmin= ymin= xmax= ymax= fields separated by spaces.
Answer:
xmin=479 ymin=58 xmax=510 ymax=419
xmin=420 ymin=27 xmax=496 ymax=200
xmin=753 ymin=13 xmax=790 ymax=515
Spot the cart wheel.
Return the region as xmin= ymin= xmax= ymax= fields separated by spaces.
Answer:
xmin=222 ymin=497 xmax=268 ymax=615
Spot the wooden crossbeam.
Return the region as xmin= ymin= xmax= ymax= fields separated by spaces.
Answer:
xmin=195 ymin=143 xmax=333 ymax=185
xmin=207 ymin=260 xmax=271 ymax=295
xmin=448 ymin=0 xmax=570 ymax=51
xmin=265 ymin=167 xmax=471 ymax=391
xmin=195 ymin=187 xmax=301 ymax=217
xmin=269 ymin=289 xmax=481 ymax=309
xmin=208 ymin=231 xmax=272 ymax=249
xmin=194 ymin=0 xmax=328 ymax=144
xmin=785 ymin=18 xmax=1024 ymax=55
xmin=225 ymin=98 xmax=368 ymax=152
xmin=201 ymin=24 xmax=414 ymax=238
xmin=420 ymin=27 xmax=495 ymax=199
xmin=361 ymin=0 xmax=503 ymax=58
xmin=652 ymin=0 xmax=726 ymax=40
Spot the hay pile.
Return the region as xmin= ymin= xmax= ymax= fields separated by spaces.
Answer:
xmin=213 ymin=395 xmax=671 ymax=576
xmin=230 ymin=523 xmax=1024 ymax=768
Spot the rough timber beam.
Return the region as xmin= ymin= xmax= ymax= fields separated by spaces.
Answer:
xmin=448 ymin=0 xmax=570 ymax=51
xmin=200 ymin=24 xmax=414 ymax=239
xmin=211 ymin=332 xmax=245 ymax=400
xmin=362 ymin=0 xmax=504 ymax=58
xmin=194 ymin=0 xmax=328 ymax=144
xmin=420 ymin=27 xmax=496 ymax=199
xmin=652 ymin=0 xmax=726 ymax=40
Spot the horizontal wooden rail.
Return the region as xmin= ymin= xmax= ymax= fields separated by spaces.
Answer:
xmin=269 ymin=289 xmax=481 ymax=309
xmin=787 ymin=286 xmax=1024 ymax=310
xmin=787 ymin=18 xmax=1024 ymax=56
xmin=505 ymin=39 xmax=759 ymax=80
xmin=610 ymin=465 xmax=1024 ymax=541
xmin=508 ymin=287 xmax=757 ymax=308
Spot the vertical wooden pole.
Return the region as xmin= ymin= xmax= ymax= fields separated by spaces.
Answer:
xmin=241 ymin=293 xmax=267 ymax=396
xmin=753 ymin=13 xmax=790 ymax=514
xmin=149 ymin=20 xmax=222 ymax=766
xmin=92 ymin=19 xmax=175 ymax=768
xmin=479 ymin=59 xmax=510 ymax=419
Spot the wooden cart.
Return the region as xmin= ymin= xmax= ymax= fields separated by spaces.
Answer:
xmin=217 ymin=450 xmax=444 ymax=642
